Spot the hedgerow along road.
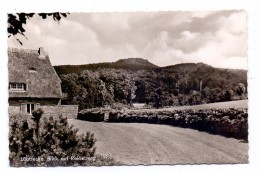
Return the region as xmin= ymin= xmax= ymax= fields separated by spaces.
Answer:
xmin=69 ymin=122 xmax=248 ymax=164
xmin=69 ymin=100 xmax=248 ymax=165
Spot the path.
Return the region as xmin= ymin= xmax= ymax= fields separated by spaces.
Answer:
xmin=68 ymin=119 xmax=248 ymax=165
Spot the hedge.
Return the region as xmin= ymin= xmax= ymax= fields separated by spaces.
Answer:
xmin=108 ymin=108 xmax=248 ymax=140
xmin=77 ymin=108 xmax=106 ymax=122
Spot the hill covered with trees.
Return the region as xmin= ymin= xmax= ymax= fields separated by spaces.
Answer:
xmin=54 ymin=58 xmax=159 ymax=74
xmin=55 ymin=58 xmax=247 ymax=110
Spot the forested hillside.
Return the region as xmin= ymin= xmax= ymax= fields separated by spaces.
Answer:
xmin=54 ymin=58 xmax=159 ymax=74
xmin=55 ymin=59 xmax=247 ymax=110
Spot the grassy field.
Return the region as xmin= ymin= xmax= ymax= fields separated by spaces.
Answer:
xmin=136 ymin=100 xmax=248 ymax=112
xmin=69 ymin=120 xmax=248 ymax=165
xmin=169 ymin=100 xmax=248 ymax=110
xmin=69 ymin=100 xmax=248 ymax=165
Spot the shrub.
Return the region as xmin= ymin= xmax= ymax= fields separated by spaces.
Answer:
xmin=9 ymin=109 xmax=118 ymax=166
xmin=111 ymin=102 xmax=131 ymax=110
xmin=78 ymin=109 xmax=105 ymax=122
xmin=107 ymin=108 xmax=248 ymax=140
xmin=108 ymin=110 xmax=121 ymax=122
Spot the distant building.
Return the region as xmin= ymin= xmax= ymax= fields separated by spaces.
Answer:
xmin=8 ymin=47 xmax=78 ymax=118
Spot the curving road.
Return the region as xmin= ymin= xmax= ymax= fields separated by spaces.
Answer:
xmin=68 ymin=119 xmax=248 ymax=165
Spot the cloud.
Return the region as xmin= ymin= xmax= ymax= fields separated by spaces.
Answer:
xmin=8 ymin=11 xmax=247 ymax=69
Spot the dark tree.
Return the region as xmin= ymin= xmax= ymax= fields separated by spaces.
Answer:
xmin=126 ymin=77 xmax=137 ymax=107
xmin=236 ymin=83 xmax=246 ymax=96
xmin=154 ymin=87 xmax=163 ymax=109
xmin=8 ymin=13 xmax=69 ymax=45
xmin=173 ymin=89 xmax=179 ymax=96
xmin=223 ymin=89 xmax=233 ymax=101
xmin=31 ymin=108 xmax=44 ymax=140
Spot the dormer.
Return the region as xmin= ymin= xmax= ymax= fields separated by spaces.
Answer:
xmin=9 ymin=83 xmax=26 ymax=91
xmin=29 ymin=67 xmax=37 ymax=73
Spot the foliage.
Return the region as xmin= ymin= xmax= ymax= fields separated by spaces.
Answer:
xmin=8 ymin=13 xmax=69 ymax=45
xmin=9 ymin=110 xmax=118 ymax=166
xmin=78 ymin=109 xmax=105 ymax=122
xmin=57 ymin=62 xmax=247 ymax=110
xmin=107 ymin=108 xmax=248 ymax=140
xmin=31 ymin=109 xmax=44 ymax=139
xmin=236 ymin=83 xmax=246 ymax=96
xmin=54 ymin=58 xmax=158 ymax=74
xmin=111 ymin=102 xmax=131 ymax=110
xmin=154 ymin=87 xmax=163 ymax=108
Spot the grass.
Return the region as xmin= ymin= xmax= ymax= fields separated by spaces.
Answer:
xmin=136 ymin=100 xmax=248 ymax=112
xmin=70 ymin=100 xmax=248 ymax=165
xmin=69 ymin=119 xmax=248 ymax=165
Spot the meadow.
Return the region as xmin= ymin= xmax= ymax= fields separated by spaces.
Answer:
xmin=70 ymin=100 xmax=248 ymax=165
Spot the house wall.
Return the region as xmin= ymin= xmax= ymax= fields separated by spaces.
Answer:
xmin=8 ymin=106 xmax=21 ymax=116
xmin=40 ymin=105 xmax=78 ymax=119
xmin=9 ymin=98 xmax=61 ymax=106
xmin=9 ymin=105 xmax=78 ymax=119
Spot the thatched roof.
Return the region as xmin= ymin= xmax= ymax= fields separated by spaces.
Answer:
xmin=8 ymin=47 xmax=62 ymax=98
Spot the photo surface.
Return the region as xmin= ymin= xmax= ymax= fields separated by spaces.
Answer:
xmin=8 ymin=11 xmax=248 ymax=166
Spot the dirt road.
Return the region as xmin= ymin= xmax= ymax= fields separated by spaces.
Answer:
xmin=68 ymin=119 xmax=248 ymax=165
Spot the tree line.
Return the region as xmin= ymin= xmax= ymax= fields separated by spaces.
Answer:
xmin=59 ymin=63 xmax=247 ymax=110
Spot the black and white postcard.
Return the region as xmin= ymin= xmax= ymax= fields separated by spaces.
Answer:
xmin=1 ymin=0 xmax=260 ymax=173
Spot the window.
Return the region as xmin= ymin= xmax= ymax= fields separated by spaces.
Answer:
xmin=21 ymin=103 xmax=40 ymax=114
xmin=27 ymin=103 xmax=35 ymax=114
xmin=9 ymin=83 xmax=26 ymax=91
xmin=62 ymin=93 xmax=68 ymax=99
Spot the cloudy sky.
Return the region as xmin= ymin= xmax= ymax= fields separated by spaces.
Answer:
xmin=8 ymin=11 xmax=247 ymax=69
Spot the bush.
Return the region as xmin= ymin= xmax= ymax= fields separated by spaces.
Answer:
xmin=9 ymin=109 xmax=118 ymax=166
xmin=107 ymin=108 xmax=248 ymax=140
xmin=111 ymin=102 xmax=131 ymax=110
xmin=108 ymin=110 xmax=121 ymax=122
xmin=78 ymin=108 xmax=105 ymax=122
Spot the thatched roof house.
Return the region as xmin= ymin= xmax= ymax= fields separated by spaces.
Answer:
xmin=8 ymin=47 xmax=62 ymax=99
xmin=9 ymin=47 xmax=64 ymax=115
